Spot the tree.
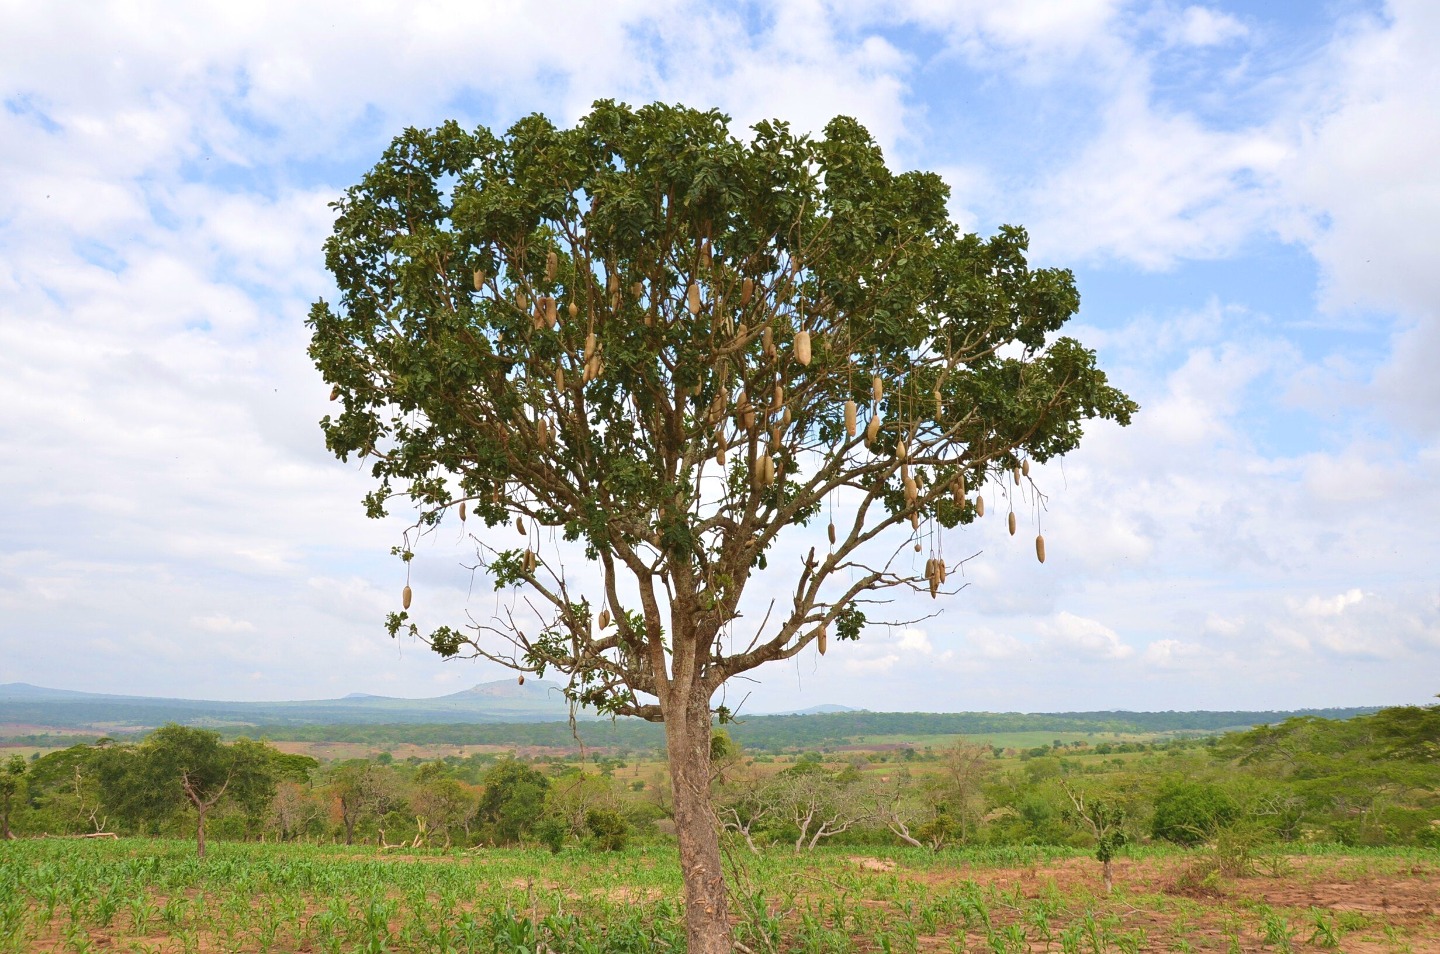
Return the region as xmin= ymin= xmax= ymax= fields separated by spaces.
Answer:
xmin=327 ymin=759 xmax=402 ymax=846
xmin=1062 ymin=781 xmax=1129 ymax=894
xmin=1151 ymin=780 xmax=1239 ymax=845
xmin=0 ymin=755 xmax=25 ymax=839
xmin=308 ymin=101 xmax=1136 ymax=951
xmin=476 ymin=759 xmax=550 ymax=844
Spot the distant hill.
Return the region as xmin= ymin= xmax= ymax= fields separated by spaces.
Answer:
xmin=0 ymin=682 xmax=1384 ymax=750
xmin=0 ymin=680 xmax=589 ymax=730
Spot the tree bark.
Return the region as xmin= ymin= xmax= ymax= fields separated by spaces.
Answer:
xmin=666 ymin=697 xmax=732 ymax=954
xmin=1102 ymin=857 xmax=1113 ymax=895
xmin=195 ymin=807 xmax=207 ymax=860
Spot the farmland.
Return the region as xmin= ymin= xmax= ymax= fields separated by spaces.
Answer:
xmin=3 ymin=838 xmax=1437 ymax=952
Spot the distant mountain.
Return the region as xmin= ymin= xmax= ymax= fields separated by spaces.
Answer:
xmin=0 ymin=680 xmax=589 ymax=731
xmin=765 ymin=704 xmax=863 ymax=716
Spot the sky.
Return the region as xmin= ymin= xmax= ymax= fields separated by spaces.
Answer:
xmin=1 ymin=0 xmax=1437 ymax=714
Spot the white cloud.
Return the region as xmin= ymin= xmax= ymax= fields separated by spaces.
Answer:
xmin=192 ymin=614 xmax=256 ymax=634
xmin=1041 ymin=612 xmax=1134 ymax=660
xmin=1166 ymin=6 xmax=1249 ymax=47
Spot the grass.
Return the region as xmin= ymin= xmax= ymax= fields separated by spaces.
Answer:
xmin=0 ymin=838 xmax=1435 ymax=953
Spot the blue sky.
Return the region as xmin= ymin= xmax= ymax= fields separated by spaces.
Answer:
xmin=1 ymin=0 xmax=1436 ymax=713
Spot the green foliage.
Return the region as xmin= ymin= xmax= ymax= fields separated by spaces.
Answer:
xmin=307 ymin=99 xmax=1135 ymax=722
xmin=585 ymin=808 xmax=630 ymax=851
xmin=477 ymin=759 xmax=550 ymax=844
xmin=1151 ymin=781 xmax=1239 ymax=845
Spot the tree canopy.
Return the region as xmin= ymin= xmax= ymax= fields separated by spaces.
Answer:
xmin=308 ymin=99 xmax=1136 ymax=952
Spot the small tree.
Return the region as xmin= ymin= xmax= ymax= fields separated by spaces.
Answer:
xmin=476 ymin=759 xmax=550 ymax=844
xmin=0 ymin=755 xmax=25 ymax=839
xmin=308 ymin=101 xmax=1135 ymax=950
xmin=116 ymin=725 xmax=277 ymax=858
xmin=1062 ymin=781 xmax=1128 ymax=894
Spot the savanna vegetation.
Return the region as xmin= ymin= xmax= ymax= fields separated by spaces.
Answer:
xmin=0 ymin=700 xmax=1436 ymax=951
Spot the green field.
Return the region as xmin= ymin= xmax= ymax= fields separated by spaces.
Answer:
xmin=3 ymin=838 xmax=1437 ymax=953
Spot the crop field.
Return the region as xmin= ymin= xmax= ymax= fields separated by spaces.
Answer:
xmin=3 ymin=839 xmax=1437 ymax=953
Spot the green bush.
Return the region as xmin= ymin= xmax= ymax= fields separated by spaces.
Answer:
xmin=585 ymin=808 xmax=630 ymax=852
xmin=1152 ymin=781 xmax=1239 ymax=845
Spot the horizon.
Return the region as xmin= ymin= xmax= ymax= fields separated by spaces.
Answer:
xmin=0 ymin=679 xmax=1403 ymax=718
xmin=2 ymin=1 xmax=1437 ymax=713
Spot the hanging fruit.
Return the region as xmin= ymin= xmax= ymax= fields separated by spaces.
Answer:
xmin=1022 ymin=459 xmax=1031 ymax=478
xmin=631 ymin=281 xmax=644 ymax=300
xmin=872 ymin=375 xmax=884 ymax=402
xmin=545 ymin=296 xmax=558 ymax=329
xmin=402 ymin=585 xmax=412 ymax=610
xmin=844 ymin=400 xmax=857 ymax=437
xmin=716 ymin=429 xmax=727 ymax=465
xmin=567 ymin=301 xmax=578 ymax=320
xmin=598 ymin=607 xmax=611 ymax=629
xmin=975 ymin=495 xmax=985 ymax=517
xmin=545 ymin=250 xmax=557 ymax=283
xmin=583 ymin=333 xmax=597 ymax=363
xmin=762 ymin=326 xmax=774 ymax=358
xmin=554 ymin=366 xmax=565 ymax=389
xmin=865 ymin=414 xmax=880 ymax=444
xmin=740 ymin=277 xmax=754 ymax=306
xmin=794 ymin=330 xmax=812 ymax=366
xmin=516 ymin=516 xmax=526 ymax=535
xmin=1008 ymin=512 xmax=1017 ymax=536
xmin=329 ymin=386 xmax=340 ymax=402
xmin=473 ymin=269 xmax=485 ymax=291
xmin=1035 ymin=534 xmax=1046 ymax=563
xmin=518 ymin=674 xmax=525 ymax=686
xmin=818 ymin=626 xmax=828 ymax=655
xmin=459 ymin=501 xmax=466 ymax=522
xmin=687 ymin=284 xmax=701 ymax=314
xmin=828 ymin=522 xmax=836 ymax=545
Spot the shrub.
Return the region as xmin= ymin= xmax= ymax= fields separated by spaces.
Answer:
xmin=1152 ymin=781 xmax=1239 ymax=845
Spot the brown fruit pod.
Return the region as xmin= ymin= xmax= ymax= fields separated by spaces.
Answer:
xmin=516 ymin=291 xmax=528 ymax=311
xmin=872 ymin=375 xmax=884 ymax=402
xmin=402 ymin=585 xmax=412 ymax=610
xmin=554 ymin=366 xmax=565 ymax=390
xmin=772 ymin=382 xmax=784 ymax=410
xmin=865 ymin=414 xmax=880 ymax=444
xmin=545 ymin=296 xmax=558 ymax=329
xmin=1035 ymin=535 xmax=1046 ymax=563
xmin=631 ymin=281 xmax=644 ymax=300
xmin=794 ymin=330 xmax=812 ymax=366
xmin=329 ymin=386 xmax=340 ymax=401
xmin=828 ymin=522 xmax=836 ymax=545
xmin=545 ymin=250 xmax=557 ymax=283
xmin=975 ymin=495 xmax=985 ymax=517
xmin=567 ymin=301 xmax=578 ymax=320
xmin=818 ymin=627 xmax=828 ymax=655
xmin=1008 ymin=512 xmax=1017 ymax=536
xmin=516 ymin=516 xmax=526 ymax=535
xmin=1013 ymin=466 xmax=1021 ymax=485
xmin=740 ymin=277 xmax=754 ymax=305
xmin=518 ymin=674 xmax=525 ymax=686
xmin=583 ymin=333 xmax=597 ymax=363
xmin=844 ymin=400 xmax=857 ymax=437
xmin=896 ymin=438 xmax=907 ymax=462
xmin=762 ymin=326 xmax=774 ymax=356
xmin=598 ymin=608 xmax=611 ymax=630
xmin=459 ymin=501 xmax=467 ymax=522
xmin=1022 ymin=459 xmax=1030 ymax=478
xmin=687 ymin=284 xmax=701 ymax=314
xmin=473 ymin=269 xmax=485 ymax=291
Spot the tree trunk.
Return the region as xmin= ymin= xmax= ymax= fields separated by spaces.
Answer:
xmin=666 ymin=697 xmax=732 ymax=954
xmin=1102 ymin=857 xmax=1113 ymax=895
xmin=195 ymin=807 xmax=207 ymax=860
